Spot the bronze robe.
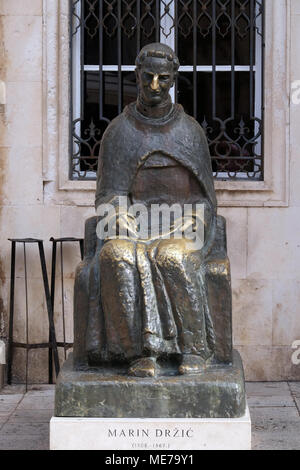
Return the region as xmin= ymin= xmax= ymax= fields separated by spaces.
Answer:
xmin=87 ymin=103 xmax=217 ymax=363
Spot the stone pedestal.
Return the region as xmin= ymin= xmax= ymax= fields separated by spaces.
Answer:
xmin=55 ymin=350 xmax=246 ymax=419
xmin=50 ymin=405 xmax=251 ymax=450
xmin=53 ymin=349 xmax=249 ymax=449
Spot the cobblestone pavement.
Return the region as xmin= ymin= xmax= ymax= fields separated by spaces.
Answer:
xmin=0 ymin=382 xmax=299 ymax=450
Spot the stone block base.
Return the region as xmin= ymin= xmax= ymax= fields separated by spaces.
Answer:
xmin=55 ymin=350 xmax=246 ymax=419
xmin=50 ymin=405 xmax=251 ymax=450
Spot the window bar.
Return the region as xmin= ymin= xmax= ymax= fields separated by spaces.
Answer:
xmin=99 ymin=0 xmax=104 ymax=120
xmin=7 ymin=241 xmax=15 ymax=385
xmin=229 ymin=0 xmax=236 ymax=178
xmin=83 ymin=64 xmax=252 ymax=72
xmin=249 ymin=0 xmax=254 ymax=120
xmin=98 ymin=1 xmax=109 ymax=129
xmin=174 ymin=0 xmax=178 ymax=102
xmin=80 ymin=0 xmax=85 ymax=120
xmin=192 ymin=0 xmax=197 ymax=119
xmin=260 ymin=0 xmax=265 ymax=180
xmin=156 ymin=0 xmax=160 ymax=42
xmin=117 ymin=0 xmax=122 ymax=113
xmin=254 ymin=0 xmax=264 ymax=179
xmin=69 ymin=0 xmax=74 ymax=180
xmin=212 ymin=0 xmax=216 ymax=119
xmin=23 ymin=243 xmax=29 ymax=392
xmin=230 ymin=0 xmax=235 ymax=121
xmin=136 ymin=0 xmax=141 ymax=55
xmin=249 ymin=0 xmax=256 ymax=179
xmin=71 ymin=0 xmax=82 ymax=179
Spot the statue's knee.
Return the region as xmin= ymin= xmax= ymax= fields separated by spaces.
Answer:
xmin=156 ymin=242 xmax=185 ymax=271
xmin=100 ymin=239 xmax=136 ymax=267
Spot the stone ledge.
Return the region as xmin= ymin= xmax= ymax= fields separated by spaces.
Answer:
xmin=55 ymin=350 xmax=246 ymax=419
xmin=50 ymin=404 xmax=251 ymax=450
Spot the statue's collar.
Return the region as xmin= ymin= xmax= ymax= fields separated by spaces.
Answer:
xmin=126 ymin=102 xmax=183 ymax=126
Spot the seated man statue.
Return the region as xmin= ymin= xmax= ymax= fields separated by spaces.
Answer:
xmin=73 ymin=43 xmax=233 ymax=381
xmin=55 ymin=42 xmax=246 ymax=420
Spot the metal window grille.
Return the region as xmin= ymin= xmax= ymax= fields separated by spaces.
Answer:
xmin=70 ymin=0 xmax=264 ymax=181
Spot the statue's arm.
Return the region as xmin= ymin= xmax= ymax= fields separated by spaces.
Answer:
xmin=196 ymin=123 xmax=218 ymax=258
xmin=95 ymin=120 xmax=139 ymax=240
xmin=95 ymin=116 xmax=131 ymax=208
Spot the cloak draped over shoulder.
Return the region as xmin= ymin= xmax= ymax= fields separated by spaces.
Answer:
xmin=96 ymin=103 xmax=217 ymax=212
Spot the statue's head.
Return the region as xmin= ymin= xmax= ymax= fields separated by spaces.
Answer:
xmin=135 ymin=43 xmax=180 ymax=106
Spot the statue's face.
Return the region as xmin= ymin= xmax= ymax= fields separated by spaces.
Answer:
xmin=137 ymin=56 xmax=175 ymax=106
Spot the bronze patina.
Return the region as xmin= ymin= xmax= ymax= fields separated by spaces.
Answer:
xmin=55 ymin=43 xmax=246 ymax=419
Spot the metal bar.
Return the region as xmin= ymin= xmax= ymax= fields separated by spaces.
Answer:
xmin=136 ymin=0 xmax=141 ymax=55
xmin=49 ymin=240 xmax=57 ymax=384
xmin=212 ymin=0 xmax=216 ymax=118
xmin=252 ymin=0 xmax=260 ymax=176
xmin=56 ymin=342 xmax=74 ymax=349
xmin=213 ymin=155 xmax=259 ymax=160
xmin=7 ymin=241 xmax=16 ymax=385
xmin=253 ymin=0 xmax=264 ymax=181
xmin=193 ymin=0 xmax=197 ymax=119
xmin=261 ymin=0 xmax=265 ymax=180
xmin=60 ymin=242 xmax=67 ymax=360
xmin=83 ymin=64 xmax=255 ymax=72
xmin=12 ymin=342 xmax=54 ymax=349
xmin=80 ymin=0 xmax=85 ymax=120
xmin=99 ymin=0 xmax=104 ymax=119
xmin=174 ymin=0 xmax=178 ymax=102
xmin=250 ymin=0 xmax=254 ymax=119
xmin=71 ymin=0 xmax=83 ymax=179
xmin=69 ymin=0 xmax=74 ymax=179
xmin=23 ymin=243 xmax=29 ymax=392
xmin=50 ymin=237 xmax=83 ymax=242
xmin=155 ymin=0 xmax=160 ymax=42
xmin=38 ymin=242 xmax=60 ymax=377
xmin=230 ymin=0 xmax=235 ymax=119
xmin=50 ymin=241 xmax=57 ymax=323
xmin=117 ymin=0 xmax=122 ymax=113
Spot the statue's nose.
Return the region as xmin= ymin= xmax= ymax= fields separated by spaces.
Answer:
xmin=150 ymin=74 xmax=160 ymax=91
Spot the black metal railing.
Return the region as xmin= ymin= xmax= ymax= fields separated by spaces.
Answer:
xmin=70 ymin=0 xmax=264 ymax=181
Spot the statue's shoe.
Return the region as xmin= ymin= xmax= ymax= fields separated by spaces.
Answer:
xmin=128 ymin=357 xmax=159 ymax=377
xmin=178 ymin=354 xmax=206 ymax=375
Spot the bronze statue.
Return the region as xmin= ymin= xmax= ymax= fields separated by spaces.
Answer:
xmin=56 ymin=43 xmax=246 ymax=419
xmin=85 ymin=43 xmax=218 ymax=377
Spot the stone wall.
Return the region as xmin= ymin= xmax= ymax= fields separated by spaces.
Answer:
xmin=0 ymin=0 xmax=299 ymax=383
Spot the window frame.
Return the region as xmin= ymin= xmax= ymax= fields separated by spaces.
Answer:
xmin=42 ymin=0 xmax=290 ymax=207
xmin=71 ymin=0 xmax=265 ymax=182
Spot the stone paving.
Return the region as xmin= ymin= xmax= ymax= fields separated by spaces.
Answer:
xmin=0 ymin=382 xmax=299 ymax=450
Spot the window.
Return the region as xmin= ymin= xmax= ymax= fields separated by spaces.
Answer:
xmin=70 ymin=0 xmax=264 ymax=181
